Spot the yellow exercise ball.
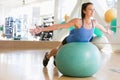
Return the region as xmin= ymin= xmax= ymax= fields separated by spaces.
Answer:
xmin=64 ymin=14 xmax=69 ymax=22
xmin=104 ymin=8 xmax=116 ymax=23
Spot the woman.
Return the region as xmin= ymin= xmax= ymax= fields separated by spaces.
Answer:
xmin=29 ymin=2 xmax=112 ymax=67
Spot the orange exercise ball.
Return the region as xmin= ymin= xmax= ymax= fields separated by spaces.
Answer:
xmin=104 ymin=8 xmax=116 ymax=23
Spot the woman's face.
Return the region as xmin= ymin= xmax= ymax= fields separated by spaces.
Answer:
xmin=84 ymin=4 xmax=95 ymax=17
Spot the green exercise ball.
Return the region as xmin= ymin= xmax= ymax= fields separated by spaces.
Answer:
xmin=110 ymin=27 xmax=116 ymax=33
xmin=94 ymin=28 xmax=104 ymax=37
xmin=110 ymin=18 xmax=117 ymax=33
xmin=55 ymin=42 xmax=101 ymax=77
xmin=111 ymin=18 xmax=117 ymax=26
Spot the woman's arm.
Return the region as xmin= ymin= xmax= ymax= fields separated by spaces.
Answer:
xmin=29 ymin=18 xmax=81 ymax=34
xmin=94 ymin=20 xmax=113 ymax=35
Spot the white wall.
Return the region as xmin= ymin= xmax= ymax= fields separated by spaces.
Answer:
xmin=0 ymin=6 xmax=5 ymax=25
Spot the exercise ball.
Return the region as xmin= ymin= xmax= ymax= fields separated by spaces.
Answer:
xmin=110 ymin=18 xmax=117 ymax=33
xmin=94 ymin=28 xmax=104 ymax=37
xmin=91 ymin=36 xmax=109 ymax=50
xmin=111 ymin=18 xmax=117 ymax=26
xmin=110 ymin=27 xmax=116 ymax=33
xmin=55 ymin=42 xmax=101 ymax=77
xmin=104 ymin=8 xmax=116 ymax=23
xmin=64 ymin=14 xmax=69 ymax=22
xmin=69 ymin=26 xmax=75 ymax=31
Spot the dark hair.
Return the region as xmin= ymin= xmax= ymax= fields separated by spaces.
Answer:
xmin=81 ymin=2 xmax=93 ymax=19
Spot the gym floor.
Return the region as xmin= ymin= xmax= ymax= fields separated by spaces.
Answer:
xmin=0 ymin=49 xmax=120 ymax=80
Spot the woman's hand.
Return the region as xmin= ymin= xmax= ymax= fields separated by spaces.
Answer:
xmin=29 ymin=28 xmax=35 ymax=35
xmin=107 ymin=29 xmax=114 ymax=35
xmin=29 ymin=26 xmax=42 ymax=35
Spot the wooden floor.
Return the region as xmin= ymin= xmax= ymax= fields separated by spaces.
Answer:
xmin=0 ymin=49 xmax=120 ymax=80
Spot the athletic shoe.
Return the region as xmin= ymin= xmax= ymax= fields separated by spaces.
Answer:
xmin=43 ymin=52 xmax=49 ymax=67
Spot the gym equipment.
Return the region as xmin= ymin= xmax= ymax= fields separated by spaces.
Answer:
xmin=56 ymin=42 xmax=101 ymax=77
